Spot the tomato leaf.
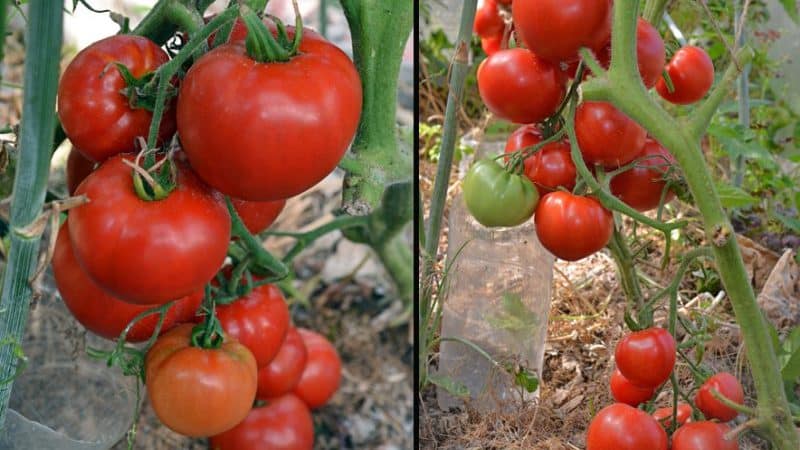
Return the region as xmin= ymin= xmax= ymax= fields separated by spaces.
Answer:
xmin=715 ymin=182 xmax=758 ymax=208
xmin=781 ymin=346 xmax=800 ymax=382
xmin=428 ymin=373 xmax=470 ymax=398
xmin=512 ymin=366 xmax=539 ymax=393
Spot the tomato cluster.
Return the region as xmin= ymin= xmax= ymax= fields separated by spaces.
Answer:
xmin=588 ymin=327 xmax=744 ymax=449
xmin=54 ymin=11 xmax=353 ymax=447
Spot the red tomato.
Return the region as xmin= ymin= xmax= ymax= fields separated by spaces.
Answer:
xmin=257 ymin=327 xmax=308 ymax=399
xmin=231 ymin=197 xmax=286 ymax=235
xmin=615 ymin=328 xmax=676 ymax=388
xmin=512 ymin=0 xmax=610 ymax=63
xmin=216 ymin=284 xmax=290 ymax=368
xmin=653 ymin=403 xmax=693 ymax=429
xmin=209 ymin=394 xmax=314 ymax=450
xmin=575 ymin=101 xmax=647 ymax=168
xmin=293 ymin=328 xmax=341 ymax=409
xmin=610 ymin=368 xmax=656 ymax=406
xmin=66 ymin=148 xmax=96 ymax=195
xmin=497 ymin=0 xmax=512 ymax=4
xmin=656 ymin=46 xmax=715 ymax=105
xmin=586 ymin=403 xmax=668 ymax=450
xmin=145 ymin=324 xmax=258 ymax=437
xmin=534 ymin=192 xmax=613 ymax=261
xmin=474 ymin=0 xmax=504 ymax=39
xmin=634 ymin=18 xmax=666 ymax=89
xmin=504 ymin=125 xmax=576 ymax=195
xmin=53 ymin=222 xmax=202 ymax=342
xmin=177 ymin=27 xmax=362 ymax=201
xmin=671 ymin=421 xmax=739 ymax=450
xmin=694 ymin=372 xmax=745 ymax=422
xmin=69 ymin=155 xmax=231 ymax=305
xmin=57 ymin=35 xmax=175 ymax=162
xmin=610 ymin=139 xmax=676 ymax=212
xmin=477 ymin=48 xmax=566 ymax=124
xmin=481 ymin=34 xmax=503 ymax=56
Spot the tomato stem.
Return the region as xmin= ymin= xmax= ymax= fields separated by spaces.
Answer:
xmin=225 ymin=196 xmax=289 ymax=279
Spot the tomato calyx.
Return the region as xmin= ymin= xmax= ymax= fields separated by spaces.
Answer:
xmin=125 ymin=145 xmax=177 ymax=201
xmin=190 ymin=287 xmax=227 ymax=350
xmin=240 ymin=3 xmax=302 ymax=63
xmin=113 ymin=62 xmax=177 ymax=113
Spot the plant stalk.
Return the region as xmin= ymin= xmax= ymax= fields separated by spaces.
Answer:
xmin=733 ymin=0 xmax=750 ymax=187
xmin=607 ymin=227 xmax=644 ymax=310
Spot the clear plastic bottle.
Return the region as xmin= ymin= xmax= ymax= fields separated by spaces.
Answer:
xmin=437 ymin=137 xmax=555 ymax=411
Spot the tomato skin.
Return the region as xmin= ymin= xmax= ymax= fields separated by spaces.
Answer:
xmin=231 ymin=197 xmax=286 ymax=235
xmin=610 ymin=368 xmax=656 ymax=406
xmin=481 ymin=34 xmax=503 ymax=56
xmin=610 ymin=139 xmax=676 ymax=212
xmin=145 ymin=324 xmax=258 ymax=437
xmin=634 ymin=18 xmax=666 ymax=88
xmin=69 ymin=155 xmax=231 ymax=305
xmin=66 ymin=149 xmax=96 ymax=195
xmin=504 ymin=125 xmax=576 ymax=195
xmin=575 ymin=101 xmax=647 ymax=168
xmin=512 ymin=0 xmax=610 ymax=63
xmin=586 ymin=403 xmax=668 ymax=450
xmin=615 ymin=328 xmax=676 ymax=388
xmin=209 ymin=394 xmax=314 ymax=450
xmin=534 ymin=192 xmax=613 ymax=261
xmin=463 ymin=158 xmax=539 ymax=227
xmin=474 ymin=0 xmax=504 ymax=38
xmin=656 ymin=46 xmax=715 ymax=105
xmin=57 ymin=35 xmax=175 ymax=162
xmin=216 ymin=284 xmax=290 ymax=368
xmin=292 ymin=328 xmax=341 ymax=409
xmin=671 ymin=422 xmax=739 ymax=450
xmin=477 ymin=48 xmax=566 ymax=124
xmin=694 ymin=372 xmax=745 ymax=422
xmin=257 ymin=327 xmax=308 ymax=400
xmin=177 ymin=29 xmax=362 ymax=201
xmin=53 ymin=222 xmax=202 ymax=342
xmin=653 ymin=403 xmax=692 ymax=429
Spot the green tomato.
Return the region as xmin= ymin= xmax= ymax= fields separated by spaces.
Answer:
xmin=463 ymin=158 xmax=539 ymax=227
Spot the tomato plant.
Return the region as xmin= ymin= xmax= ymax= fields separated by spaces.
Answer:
xmin=504 ymin=125 xmax=576 ymax=195
xmin=632 ymin=18 xmax=665 ymax=89
xmin=610 ymin=138 xmax=676 ymax=212
xmin=694 ymin=372 xmax=745 ymax=422
xmin=656 ymin=46 xmax=715 ymax=105
xmin=473 ymin=0 xmax=504 ymax=39
xmin=257 ymin=327 xmax=308 ymax=400
xmin=231 ymin=197 xmax=286 ymax=235
xmin=610 ymin=368 xmax=655 ymax=406
xmin=671 ymin=421 xmax=739 ymax=450
xmin=534 ymin=192 xmax=613 ymax=261
xmin=586 ymin=403 xmax=668 ymax=450
xmin=615 ymin=328 xmax=676 ymax=388
xmin=462 ymin=157 xmax=539 ymax=227
xmin=652 ymin=403 xmax=692 ymax=429
xmin=575 ymin=101 xmax=647 ymax=168
xmin=209 ymin=394 xmax=314 ymax=450
xmin=293 ymin=328 xmax=341 ymax=409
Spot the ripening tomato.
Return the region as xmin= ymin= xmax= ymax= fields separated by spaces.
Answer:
xmin=481 ymin=34 xmax=503 ymax=56
xmin=145 ymin=324 xmax=258 ymax=437
xmin=534 ymin=192 xmax=613 ymax=261
xmin=474 ymin=0 xmax=504 ymax=39
xmin=216 ymin=284 xmax=290 ymax=368
xmin=57 ymin=35 xmax=175 ymax=162
xmin=694 ymin=372 xmax=745 ymax=422
xmin=610 ymin=368 xmax=656 ymax=406
xmin=504 ymin=125 xmax=576 ymax=195
xmin=257 ymin=327 xmax=308 ymax=400
xmin=53 ymin=222 xmax=202 ymax=342
xmin=575 ymin=101 xmax=647 ymax=168
xmin=463 ymin=157 xmax=539 ymax=227
xmin=177 ymin=26 xmax=362 ymax=201
xmin=634 ymin=18 xmax=666 ymax=89
xmin=209 ymin=394 xmax=314 ymax=450
xmin=293 ymin=328 xmax=341 ymax=409
xmin=656 ymin=46 xmax=715 ymax=105
xmin=671 ymin=421 xmax=739 ymax=450
xmin=66 ymin=148 xmax=96 ymax=195
xmin=586 ymin=403 xmax=668 ymax=450
xmin=231 ymin=197 xmax=286 ymax=235
xmin=69 ymin=155 xmax=231 ymax=305
xmin=512 ymin=0 xmax=611 ymax=63
xmin=615 ymin=328 xmax=676 ymax=388
xmin=653 ymin=403 xmax=693 ymax=429
xmin=610 ymin=139 xmax=676 ymax=212
xmin=477 ymin=48 xmax=566 ymax=124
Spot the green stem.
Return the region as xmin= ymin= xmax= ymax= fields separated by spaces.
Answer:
xmin=0 ymin=0 xmax=6 ymax=86
xmin=375 ymin=233 xmax=413 ymax=307
xmin=241 ymin=5 xmax=290 ymax=62
xmin=607 ymin=227 xmax=644 ymax=310
xmin=0 ymin=1 xmax=63 ymax=429
xmin=164 ymin=2 xmax=203 ymax=34
xmin=643 ymin=0 xmax=669 ymax=26
xmin=319 ymin=0 xmax=328 ymax=38
xmin=225 ymin=197 xmax=288 ymax=279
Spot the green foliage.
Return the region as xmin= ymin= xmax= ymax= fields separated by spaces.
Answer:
xmin=419 ymin=122 xmax=474 ymax=162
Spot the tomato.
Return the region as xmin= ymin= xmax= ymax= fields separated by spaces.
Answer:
xmin=633 ymin=18 xmax=666 ymax=89
xmin=615 ymin=328 xmax=676 ymax=388
xmin=69 ymin=155 xmax=231 ymax=305
xmin=209 ymin=394 xmax=314 ymax=450
xmin=177 ymin=27 xmax=362 ymax=201
xmin=66 ymin=148 xmax=96 ymax=195
xmin=474 ymin=0 xmax=504 ymax=39
xmin=534 ymin=192 xmax=613 ymax=261
xmin=671 ymin=422 xmax=739 ymax=450
xmin=481 ymin=34 xmax=503 ymax=56
xmin=57 ymin=35 xmax=175 ymax=162
xmin=694 ymin=372 xmax=745 ymax=422
xmin=53 ymin=222 xmax=202 ymax=342
xmin=504 ymin=125 xmax=576 ymax=195
xmin=653 ymin=403 xmax=693 ymax=429
xmin=462 ymin=157 xmax=539 ymax=227
xmin=586 ymin=403 xmax=668 ymax=450
xmin=257 ymin=327 xmax=308 ymax=400
xmin=145 ymin=323 xmax=258 ymax=437
xmin=512 ymin=0 xmax=610 ymax=63
xmin=656 ymin=46 xmax=715 ymax=105
xmin=575 ymin=101 xmax=647 ymax=168
xmin=231 ymin=197 xmax=286 ymax=235
xmin=293 ymin=328 xmax=341 ymax=409
xmin=610 ymin=368 xmax=656 ymax=406
xmin=497 ymin=0 xmax=512 ymax=4
xmin=477 ymin=48 xmax=566 ymax=124
xmin=216 ymin=284 xmax=290 ymax=368
xmin=610 ymin=139 xmax=676 ymax=212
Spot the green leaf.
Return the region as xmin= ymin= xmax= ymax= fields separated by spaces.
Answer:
xmin=428 ymin=373 xmax=470 ymax=398
xmin=774 ymin=213 xmax=800 ymax=234
xmin=511 ymin=366 xmax=539 ymax=393
xmin=486 ymin=292 xmax=539 ymax=333
xmin=781 ymin=347 xmax=800 ymax=382
xmin=715 ymin=182 xmax=758 ymax=208
xmin=779 ymin=0 xmax=799 ymax=24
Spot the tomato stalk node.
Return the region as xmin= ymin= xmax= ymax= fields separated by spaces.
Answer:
xmin=240 ymin=3 xmax=302 ymax=63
